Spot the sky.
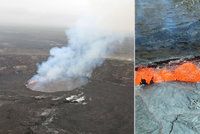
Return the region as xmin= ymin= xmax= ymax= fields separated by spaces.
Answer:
xmin=0 ymin=0 xmax=134 ymax=30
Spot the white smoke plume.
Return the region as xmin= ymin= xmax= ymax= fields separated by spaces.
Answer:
xmin=28 ymin=0 xmax=133 ymax=92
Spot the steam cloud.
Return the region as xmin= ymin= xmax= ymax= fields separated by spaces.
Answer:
xmin=28 ymin=0 xmax=133 ymax=92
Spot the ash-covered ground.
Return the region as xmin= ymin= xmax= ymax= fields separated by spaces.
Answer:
xmin=0 ymin=26 xmax=133 ymax=134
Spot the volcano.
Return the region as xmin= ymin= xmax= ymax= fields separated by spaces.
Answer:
xmin=0 ymin=26 xmax=133 ymax=134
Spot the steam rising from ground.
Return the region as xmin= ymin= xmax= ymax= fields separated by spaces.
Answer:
xmin=28 ymin=0 xmax=133 ymax=92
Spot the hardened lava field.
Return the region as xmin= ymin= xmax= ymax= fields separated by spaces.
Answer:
xmin=0 ymin=26 xmax=133 ymax=134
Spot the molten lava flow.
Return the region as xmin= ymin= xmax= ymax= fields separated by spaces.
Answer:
xmin=135 ymin=62 xmax=200 ymax=85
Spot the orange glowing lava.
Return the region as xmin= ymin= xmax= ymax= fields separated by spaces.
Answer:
xmin=135 ymin=62 xmax=200 ymax=85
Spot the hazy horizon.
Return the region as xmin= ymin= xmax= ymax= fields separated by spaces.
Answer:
xmin=0 ymin=0 xmax=134 ymax=32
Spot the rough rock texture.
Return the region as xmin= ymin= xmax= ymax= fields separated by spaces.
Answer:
xmin=136 ymin=0 xmax=200 ymax=133
xmin=0 ymin=55 xmax=133 ymax=134
xmin=136 ymin=0 xmax=200 ymax=65
xmin=135 ymin=95 xmax=161 ymax=134
xmin=0 ymin=25 xmax=134 ymax=133
xmin=136 ymin=82 xmax=200 ymax=134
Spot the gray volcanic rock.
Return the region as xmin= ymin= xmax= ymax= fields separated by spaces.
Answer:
xmin=0 ymin=26 xmax=134 ymax=133
xmin=135 ymin=96 xmax=161 ymax=134
xmin=136 ymin=0 xmax=200 ymax=36
xmin=136 ymin=0 xmax=200 ymax=134
xmin=136 ymin=82 xmax=200 ymax=134
xmin=136 ymin=0 xmax=200 ymax=65
xmin=0 ymin=55 xmax=133 ymax=134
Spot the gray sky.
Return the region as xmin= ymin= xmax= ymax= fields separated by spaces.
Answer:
xmin=0 ymin=0 xmax=134 ymax=30
xmin=0 ymin=0 xmax=89 ymax=27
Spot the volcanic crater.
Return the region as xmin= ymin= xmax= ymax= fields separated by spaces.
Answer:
xmin=0 ymin=26 xmax=133 ymax=134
